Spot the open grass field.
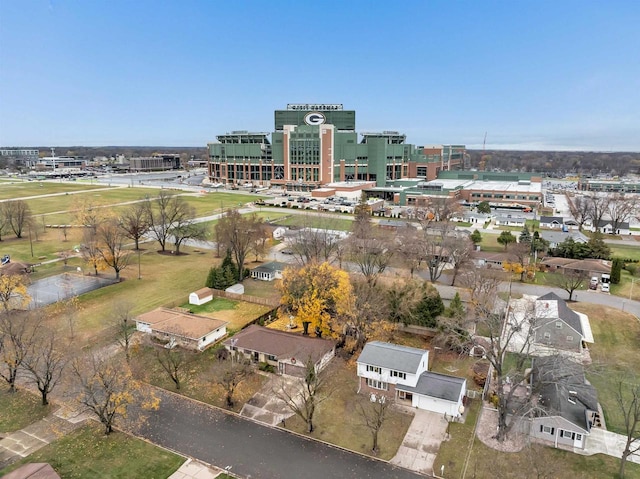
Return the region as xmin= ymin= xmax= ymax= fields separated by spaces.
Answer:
xmin=0 ymin=389 xmax=51 ymax=433
xmin=0 ymin=423 xmax=184 ymax=479
xmin=0 ymin=181 xmax=110 ymax=201
xmin=435 ymin=400 xmax=640 ymax=479
xmin=478 ymin=233 xmax=505 ymax=253
xmin=37 ymin=246 xmax=217 ymax=344
xmin=609 ymin=243 xmax=640 ymax=262
xmin=571 ymin=303 xmax=640 ymax=435
xmin=283 ymin=358 xmax=413 ymax=461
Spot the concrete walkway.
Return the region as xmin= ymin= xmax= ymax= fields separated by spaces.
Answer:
xmin=579 ymin=428 xmax=640 ymax=464
xmin=168 ymin=459 xmax=222 ymax=479
xmin=239 ymin=374 xmax=300 ymax=427
xmin=390 ymin=408 xmax=447 ymax=476
xmin=0 ymin=408 xmax=86 ymax=470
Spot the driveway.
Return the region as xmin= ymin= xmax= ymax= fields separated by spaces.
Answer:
xmin=240 ymin=374 xmax=300 ymax=426
xmin=391 ymin=408 xmax=448 ymax=476
xmin=130 ymin=389 xmax=427 ymax=479
xmin=581 ymin=428 xmax=640 ymax=464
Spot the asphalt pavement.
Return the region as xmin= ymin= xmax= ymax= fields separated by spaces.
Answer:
xmin=130 ymin=390 xmax=427 ymax=479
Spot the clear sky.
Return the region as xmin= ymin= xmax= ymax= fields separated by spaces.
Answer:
xmin=1 ymin=0 xmax=639 ymax=151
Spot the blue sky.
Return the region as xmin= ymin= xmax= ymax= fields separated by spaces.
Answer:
xmin=1 ymin=1 xmax=639 ymax=151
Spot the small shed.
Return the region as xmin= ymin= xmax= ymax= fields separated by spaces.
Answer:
xmin=189 ymin=287 xmax=213 ymax=306
xmin=272 ymin=227 xmax=287 ymax=240
xmin=226 ymin=283 xmax=245 ymax=294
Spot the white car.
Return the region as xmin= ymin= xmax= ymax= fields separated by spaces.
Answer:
xmin=601 ymin=283 xmax=610 ymax=293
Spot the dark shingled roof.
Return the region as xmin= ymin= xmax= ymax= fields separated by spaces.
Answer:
xmin=357 ymin=341 xmax=427 ymax=374
xmin=396 ymin=371 xmax=466 ymax=402
xmin=532 ymin=356 xmax=598 ymax=431
xmin=537 ymin=292 xmax=584 ymax=336
xmin=223 ymin=325 xmax=335 ymax=364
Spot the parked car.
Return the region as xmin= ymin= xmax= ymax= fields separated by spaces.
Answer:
xmin=589 ymin=277 xmax=599 ymax=290
xmin=601 ymin=283 xmax=610 ymax=293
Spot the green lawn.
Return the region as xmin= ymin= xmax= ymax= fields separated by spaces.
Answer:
xmin=0 ymin=181 xmax=110 ymax=201
xmin=179 ymin=295 xmax=272 ymax=331
xmin=435 ymin=399 xmax=640 ymax=478
xmin=0 ymin=388 xmax=51 ymax=433
xmin=0 ymin=423 xmax=184 ymax=479
xmin=284 ymin=358 xmax=413 ymax=460
xmin=609 ymin=243 xmax=640 ymax=262
xmin=572 ymin=303 xmax=640 ymax=434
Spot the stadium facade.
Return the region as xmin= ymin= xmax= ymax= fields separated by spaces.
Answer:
xmin=207 ymin=104 xmax=465 ymax=190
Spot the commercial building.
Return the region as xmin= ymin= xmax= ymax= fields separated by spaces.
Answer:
xmin=129 ymin=153 xmax=181 ymax=172
xmin=207 ymin=104 xmax=464 ymax=190
xmin=0 ymin=148 xmax=40 ymax=167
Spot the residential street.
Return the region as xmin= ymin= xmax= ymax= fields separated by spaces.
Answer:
xmin=130 ymin=390 xmax=427 ymax=479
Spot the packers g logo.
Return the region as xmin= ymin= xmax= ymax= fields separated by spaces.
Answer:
xmin=304 ymin=112 xmax=326 ymax=125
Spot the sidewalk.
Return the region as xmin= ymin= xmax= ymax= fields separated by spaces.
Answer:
xmin=0 ymin=408 xmax=87 ymax=470
xmin=168 ymin=459 xmax=223 ymax=479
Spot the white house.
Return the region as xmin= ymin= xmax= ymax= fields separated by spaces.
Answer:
xmin=594 ymin=220 xmax=630 ymax=235
xmin=189 ymin=287 xmax=213 ymax=306
xmin=250 ymin=261 xmax=287 ymax=281
xmin=494 ymin=215 xmax=526 ymax=227
xmin=357 ymin=341 xmax=466 ymax=417
xmin=135 ymin=307 xmax=228 ymax=351
xmin=539 ymin=216 xmax=564 ymax=229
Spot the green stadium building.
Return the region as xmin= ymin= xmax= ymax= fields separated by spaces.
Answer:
xmin=207 ymin=104 xmax=465 ymax=190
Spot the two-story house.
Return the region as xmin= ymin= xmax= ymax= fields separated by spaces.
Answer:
xmin=533 ymin=293 xmax=594 ymax=354
xmin=356 ymin=341 xmax=466 ymax=417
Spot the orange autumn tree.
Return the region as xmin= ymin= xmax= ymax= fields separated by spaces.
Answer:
xmin=278 ymin=262 xmax=353 ymax=338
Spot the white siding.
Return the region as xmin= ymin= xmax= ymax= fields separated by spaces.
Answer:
xmin=198 ymin=326 xmax=227 ymax=350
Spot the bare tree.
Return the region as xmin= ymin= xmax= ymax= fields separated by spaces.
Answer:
xmin=286 ymin=216 xmax=344 ymax=265
xmin=97 ymin=217 xmax=131 ymax=280
xmin=0 ymin=206 xmax=9 ymax=241
xmin=586 ymin=193 xmax=610 ymax=231
xmin=216 ymin=352 xmax=253 ymax=408
xmin=275 ymin=357 xmax=332 ymax=433
xmin=73 ymin=355 xmax=151 ymax=435
xmin=145 ymin=191 xmax=193 ymax=252
xmin=170 ymin=215 xmax=207 ymax=254
xmin=395 ymin=225 xmax=424 ymax=276
xmin=506 ymin=242 xmax=532 ymax=282
xmin=0 ymin=311 xmax=38 ymax=392
xmin=81 ymin=227 xmax=104 ymax=276
xmin=461 ymin=270 xmax=539 ymax=442
xmin=215 ymin=210 xmax=264 ymax=281
xmin=23 ymin=330 xmax=65 ymax=405
xmin=2 ymin=199 xmax=32 ymax=238
xmin=608 ymin=193 xmax=638 ymax=234
xmin=570 ymin=195 xmax=592 ymax=232
xmin=119 ymin=202 xmax=150 ymax=250
xmin=548 ymin=269 xmax=588 ymax=301
xmin=111 ymin=302 xmax=136 ymax=364
xmin=615 ymin=378 xmax=640 ymax=478
xmin=448 ymin=236 xmax=475 ymax=286
xmin=423 ymin=222 xmax=456 ymax=283
xmin=155 ymin=346 xmax=190 ymax=391
xmin=348 ymin=216 xmax=394 ymax=287
xmin=250 ymin=222 xmax=270 ymax=262
xmin=357 ymin=393 xmax=391 ymax=454
xmin=73 ymin=197 xmax=104 ymax=233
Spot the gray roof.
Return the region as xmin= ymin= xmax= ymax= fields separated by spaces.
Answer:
xmin=596 ymin=219 xmax=630 ymax=229
xmin=537 ymin=292 xmax=584 ymax=336
xmin=533 ymin=356 xmax=598 ymax=431
xmin=357 ymin=341 xmax=427 ymax=374
xmin=538 ymin=230 xmax=588 ymax=245
xmin=495 ymin=215 xmax=526 ymax=223
xmin=252 ymin=261 xmax=287 ymax=274
xmin=396 ymin=371 xmax=466 ymax=402
xmin=539 ymin=216 xmax=564 ymax=224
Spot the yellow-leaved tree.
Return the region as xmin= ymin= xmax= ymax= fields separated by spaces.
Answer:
xmin=278 ymin=262 xmax=353 ymax=338
xmin=0 ymin=274 xmax=31 ymax=311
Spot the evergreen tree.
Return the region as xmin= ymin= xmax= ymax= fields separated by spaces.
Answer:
xmin=470 ymin=229 xmax=482 ymax=245
xmin=586 ymin=233 xmax=611 ymax=260
xmin=445 ymin=292 xmax=465 ymax=318
xmin=611 ymin=258 xmax=623 ymax=284
xmin=413 ymin=285 xmax=445 ymax=328
xmin=519 ymin=225 xmax=532 ymax=244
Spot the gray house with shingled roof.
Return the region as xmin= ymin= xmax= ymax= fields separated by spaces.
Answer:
xmin=533 ymin=293 xmax=594 ymax=353
xmin=524 ymin=356 xmax=601 ymax=450
xmin=356 ymin=341 xmax=466 ymax=417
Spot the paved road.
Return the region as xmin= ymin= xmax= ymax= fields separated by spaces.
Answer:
xmin=131 ymin=390 xmax=427 ymax=479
